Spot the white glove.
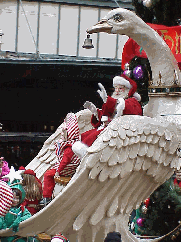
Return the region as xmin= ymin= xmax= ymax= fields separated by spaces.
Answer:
xmin=54 ymin=171 xmax=59 ymax=178
xmin=83 ymin=101 xmax=99 ymax=120
xmin=97 ymin=83 xmax=107 ymax=103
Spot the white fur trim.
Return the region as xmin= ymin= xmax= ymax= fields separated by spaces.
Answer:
xmin=143 ymin=0 xmax=152 ymax=8
xmin=72 ymin=141 xmax=88 ymax=159
xmin=114 ymin=98 xmax=125 ymax=118
xmin=113 ymin=76 xmax=132 ymax=89
xmin=133 ymin=92 xmax=141 ymax=102
xmin=51 ymin=238 xmax=65 ymax=242
xmin=101 ymin=115 xmax=109 ymax=122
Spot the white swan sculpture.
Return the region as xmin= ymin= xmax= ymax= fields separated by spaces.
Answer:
xmin=87 ymin=8 xmax=181 ymax=120
xmin=1 ymin=8 xmax=181 ymax=242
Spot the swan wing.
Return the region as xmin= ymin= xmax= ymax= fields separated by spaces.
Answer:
xmin=26 ymin=109 xmax=93 ymax=179
xmin=2 ymin=115 xmax=180 ymax=242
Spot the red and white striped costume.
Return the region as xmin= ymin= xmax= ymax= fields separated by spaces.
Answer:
xmin=0 ymin=180 xmax=13 ymax=217
xmin=43 ymin=113 xmax=80 ymax=198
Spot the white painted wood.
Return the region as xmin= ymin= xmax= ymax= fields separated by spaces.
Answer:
xmin=2 ymin=7 xmax=181 ymax=242
xmin=0 ymin=0 xmax=17 ymax=51
xmin=39 ymin=2 xmax=59 ymax=54
xmin=18 ymin=1 xmax=38 ymax=53
xmin=59 ymin=5 xmax=79 ymax=56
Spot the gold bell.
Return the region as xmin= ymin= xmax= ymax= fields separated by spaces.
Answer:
xmin=82 ymin=34 xmax=94 ymax=49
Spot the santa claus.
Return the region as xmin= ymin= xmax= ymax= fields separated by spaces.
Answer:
xmin=72 ymin=74 xmax=143 ymax=157
xmin=40 ymin=75 xmax=142 ymax=207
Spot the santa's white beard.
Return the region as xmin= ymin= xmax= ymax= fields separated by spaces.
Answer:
xmin=111 ymin=89 xmax=129 ymax=100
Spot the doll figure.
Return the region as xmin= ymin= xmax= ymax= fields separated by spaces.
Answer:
xmin=40 ymin=113 xmax=80 ymax=207
xmin=0 ymin=178 xmax=38 ymax=241
xmin=21 ymin=169 xmax=42 ymax=215
xmin=0 ymin=157 xmax=10 ymax=182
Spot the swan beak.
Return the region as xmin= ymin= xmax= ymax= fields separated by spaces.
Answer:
xmin=87 ymin=19 xmax=112 ymax=34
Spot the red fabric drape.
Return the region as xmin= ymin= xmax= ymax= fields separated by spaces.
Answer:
xmin=122 ymin=23 xmax=181 ymax=70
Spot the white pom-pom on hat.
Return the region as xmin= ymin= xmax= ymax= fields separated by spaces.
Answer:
xmin=72 ymin=141 xmax=88 ymax=158
xmin=143 ymin=0 xmax=152 ymax=7
xmin=133 ymin=92 xmax=141 ymax=102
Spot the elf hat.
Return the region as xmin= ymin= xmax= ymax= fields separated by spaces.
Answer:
xmin=51 ymin=233 xmax=70 ymax=242
xmin=19 ymin=166 xmax=25 ymax=170
xmin=64 ymin=113 xmax=80 ymax=141
xmin=10 ymin=179 xmax=26 ymax=204
xmin=113 ymin=74 xmax=141 ymax=101
xmin=24 ymin=169 xmax=36 ymax=177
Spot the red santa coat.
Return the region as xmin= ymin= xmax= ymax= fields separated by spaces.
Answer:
xmin=81 ymin=96 xmax=142 ymax=147
xmin=90 ymin=96 xmax=117 ymax=129
xmin=123 ymin=97 xmax=143 ymax=115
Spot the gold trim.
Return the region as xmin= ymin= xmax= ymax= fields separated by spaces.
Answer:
xmin=148 ymin=92 xmax=181 ymax=97
xmin=149 ymin=85 xmax=181 ymax=89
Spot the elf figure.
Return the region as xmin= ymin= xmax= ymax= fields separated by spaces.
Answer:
xmin=0 ymin=157 xmax=10 ymax=182
xmin=21 ymin=169 xmax=42 ymax=215
xmin=174 ymin=169 xmax=181 ymax=188
xmin=0 ymin=177 xmax=38 ymax=242
xmin=40 ymin=113 xmax=81 ymax=207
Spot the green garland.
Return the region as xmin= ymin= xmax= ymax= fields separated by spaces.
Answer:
xmin=131 ymin=177 xmax=181 ymax=240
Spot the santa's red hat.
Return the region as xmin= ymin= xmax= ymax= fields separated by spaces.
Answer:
xmin=24 ymin=169 xmax=36 ymax=177
xmin=113 ymin=74 xmax=141 ymax=101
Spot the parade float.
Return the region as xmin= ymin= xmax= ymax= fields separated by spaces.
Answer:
xmin=1 ymin=3 xmax=181 ymax=242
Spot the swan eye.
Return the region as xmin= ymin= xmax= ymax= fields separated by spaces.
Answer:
xmin=113 ymin=14 xmax=122 ymax=22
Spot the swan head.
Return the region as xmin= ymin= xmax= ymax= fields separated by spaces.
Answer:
xmin=87 ymin=8 xmax=146 ymax=35
xmin=87 ymin=7 xmax=181 ymax=90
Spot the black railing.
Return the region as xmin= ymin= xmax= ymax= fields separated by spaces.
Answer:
xmin=0 ymin=132 xmax=51 ymax=169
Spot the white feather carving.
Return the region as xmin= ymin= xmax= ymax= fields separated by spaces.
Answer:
xmin=12 ymin=100 xmax=180 ymax=242
xmin=2 ymin=7 xmax=181 ymax=242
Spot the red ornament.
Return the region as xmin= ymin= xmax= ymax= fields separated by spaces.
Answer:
xmin=144 ymin=198 xmax=150 ymax=207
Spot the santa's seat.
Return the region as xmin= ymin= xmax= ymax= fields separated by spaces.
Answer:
xmin=37 ymin=233 xmax=51 ymax=242
xmin=54 ymin=176 xmax=71 ymax=186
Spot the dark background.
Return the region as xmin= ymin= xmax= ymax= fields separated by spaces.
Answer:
xmin=0 ymin=63 xmax=122 ymax=132
xmin=0 ymin=63 xmax=122 ymax=168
